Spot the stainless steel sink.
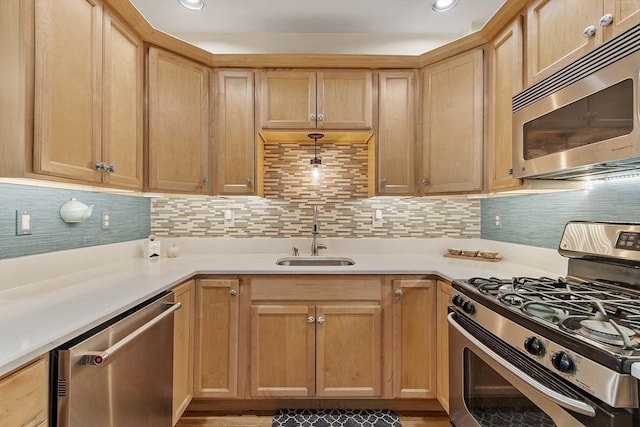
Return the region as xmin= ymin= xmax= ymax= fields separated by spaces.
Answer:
xmin=275 ymin=256 xmax=356 ymax=266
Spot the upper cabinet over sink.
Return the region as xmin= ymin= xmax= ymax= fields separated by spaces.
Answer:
xmin=259 ymin=70 xmax=373 ymax=130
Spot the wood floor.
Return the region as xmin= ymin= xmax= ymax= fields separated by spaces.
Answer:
xmin=176 ymin=415 xmax=450 ymax=427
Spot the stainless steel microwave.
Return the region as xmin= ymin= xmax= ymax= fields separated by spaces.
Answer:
xmin=512 ymin=24 xmax=640 ymax=180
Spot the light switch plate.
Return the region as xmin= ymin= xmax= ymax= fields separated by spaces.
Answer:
xmin=16 ymin=210 xmax=32 ymax=235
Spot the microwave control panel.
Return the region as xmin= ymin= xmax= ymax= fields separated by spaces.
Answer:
xmin=615 ymin=232 xmax=640 ymax=251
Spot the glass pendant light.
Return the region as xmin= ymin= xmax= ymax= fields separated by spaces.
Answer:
xmin=309 ymin=133 xmax=324 ymax=185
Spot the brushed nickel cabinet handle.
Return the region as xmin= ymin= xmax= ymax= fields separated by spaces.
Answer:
xmin=395 ymin=289 xmax=403 ymax=297
xmin=307 ymin=316 xmax=315 ymax=323
xmin=317 ymin=316 xmax=325 ymax=324
xmin=229 ymin=289 xmax=237 ymax=296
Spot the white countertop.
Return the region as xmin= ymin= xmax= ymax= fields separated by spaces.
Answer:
xmin=0 ymin=237 xmax=567 ymax=377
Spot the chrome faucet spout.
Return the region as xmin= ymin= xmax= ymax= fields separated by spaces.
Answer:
xmin=311 ymin=206 xmax=327 ymax=256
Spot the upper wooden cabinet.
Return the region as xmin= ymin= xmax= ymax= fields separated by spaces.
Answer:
xmin=526 ymin=0 xmax=640 ymax=85
xmin=213 ymin=70 xmax=256 ymax=195
xmin=193 ymin=278 xmax=239 ymax=399
xmin=147 ymin=47 xmax=210 ymax=194
xmin=33 ymin=0 xmax=143 ymax=189
xmin=488 ymin=18 xmax=525 ymax=192
xmin=420 ymin=49 xmax=484 ymax=194
xmin=376 ymin=71 xmax=417 ymax=195
xmin=391 ymin=279 xmax=437 ymax=399
xmin=259 ymin=70 xmax=373 ymax=130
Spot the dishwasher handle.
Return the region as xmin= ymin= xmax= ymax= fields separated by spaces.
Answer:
xmin=85 ymin=301 xmax=181 ymax=365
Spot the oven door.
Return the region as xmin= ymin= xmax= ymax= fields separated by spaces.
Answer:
xmin=448 ymin=312 xmax=636 ymax=427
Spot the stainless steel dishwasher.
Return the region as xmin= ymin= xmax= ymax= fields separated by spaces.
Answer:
xmin=51 ymin=291 xmax=180 ymax=427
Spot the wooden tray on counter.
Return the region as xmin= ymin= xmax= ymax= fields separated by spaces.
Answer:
xmin=443 ymin=253 xmax=502 ymax=262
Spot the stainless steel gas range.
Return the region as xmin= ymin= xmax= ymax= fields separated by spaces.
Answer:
xmin=448 ymin=221 xmax=640 ymax=427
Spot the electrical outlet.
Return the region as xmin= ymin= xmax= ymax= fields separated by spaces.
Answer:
xmin=371 ymin=209 xmax=383 ymax=227
xmin=495 ymin=215 xmax=502 ymax=228
xmin=102 ymin=213 xmax=110 ymax=230
xmin=16 ymin=210 xmax=32 ymax=235
xmin=224 ymin=210 xmax=234 ymax=228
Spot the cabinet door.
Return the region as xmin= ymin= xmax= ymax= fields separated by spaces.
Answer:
xmin=260 ymin=70 xmax=316 ymax=129
xmin=214 ymin=70 xmax=256 ymax=194
xmin=250 ymin=304 xmax=315 ymax=397
xmin=488 ymin=18 xmax=524 ymax=192
xmin=421 ymin=49 xmax=484 ymax=194
xmin=377 ymin=71 xmax=417 ymax=195
xmin=437 ymin=280 xmax=452 ymax=413
xmin=603 ymin=0 xmax=640 ymax=39
xmin=148 ymin=47 xmax=210 ymax=193
xmin=391 ymin=279 xmax=437 ymax=399
xmin=526 ymin=0 xmax=602 ymax=85
xmin=318 ymin=71 xmax=373 ymax=129
xmin=102 ymin=11 xmax=143 ymax=190
xmin=34 ymin=0 xmax=103 ymax=182
xmin=315 ymin=305 xmax=382 ymax=397
xmin=173 ymin=280 xmax=195 ymax=425
xmin=0 ymin=356 xmax=48 ymax=427
xmin=194 ymin=278 xmax=239 ymax=398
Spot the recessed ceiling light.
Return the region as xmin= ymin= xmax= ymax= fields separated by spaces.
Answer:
xmin=178 ymin=0 xmax=205 ymax=11
xmin=431 ymin=0 xmax=459 ymax=13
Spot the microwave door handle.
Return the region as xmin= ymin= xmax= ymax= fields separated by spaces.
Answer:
xmin=448 ymin=313 xmax=596 ymax=417
xmin=84 ymin=302 xmax=181 ymax=366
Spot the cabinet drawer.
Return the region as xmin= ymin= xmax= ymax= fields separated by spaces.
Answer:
xmin=0 ymin=356 xmax=48 ymax=427
xmin=250 ymin=276 xmax=382 ymax=301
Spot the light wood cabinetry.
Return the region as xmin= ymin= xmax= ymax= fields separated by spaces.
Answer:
xmin=248 ymin=277 xmax=383 ymax=398
xmin=214 ymin=70 xmax=256 ymax=195
xmin=391 ymin=279 xmax=437 ymax=399
xmin=173 ymin=280 xmax=195 ymax=425
xmin=0 ymin=356 xmax=49 ymax=427
xmin=420 ymin=49 xmax=484 ymax=194
xmin=33 ymin=0 xmax=143 ymax=189
xmin=488 ymin=18 xmax=524 ymax=192
xmin=526 ymin=0 xmax=640 ymax=85
xmin=376 ymin=71 xmax=417 ymax=195
xmin=194 ymin=278 xmax=239 ymax=398
xmin=436 ymin=280 xmax=452 ymax=413
xmin=147 ymin=47 xmax=210 ymax=193
xmin=259 ymin=70 xmax=373 ymax=130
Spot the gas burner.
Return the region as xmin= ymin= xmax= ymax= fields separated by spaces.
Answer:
xmin=580 ymin=319 xmax=636 ymax=346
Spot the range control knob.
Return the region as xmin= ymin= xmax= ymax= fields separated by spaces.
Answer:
xmin=524 ymin=336 xmax=545 ymax=356
xmin=462 ymin=300 xmax=476 ymax=314
xmin=452 ymin=295 xmax=465 ymax=307
xmin=551 ymin=351 xmax=575 ymax=373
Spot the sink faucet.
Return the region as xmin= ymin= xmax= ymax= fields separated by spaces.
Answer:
xmin=311 ymin=206 xmax=327 ymax=256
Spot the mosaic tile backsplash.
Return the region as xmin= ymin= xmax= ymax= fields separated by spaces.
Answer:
xmin=0 ymin=183 xmax=150 ymax=259
xmin=481 ymin=178 xmax=640 ymax=249
xmin=151 ymin=142 xmax=481 ymax=238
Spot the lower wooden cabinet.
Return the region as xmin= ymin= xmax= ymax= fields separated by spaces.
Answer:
xmin=436 ymin=279 xmax=452 ymax=413
xmin=391 ymin=278 xmax=437 ymax=398
xmin=0 ymin=356 xmax=48 ymax=427
xmin=173 ymin=279 xmax=195 ymax=425
xmin=248 ymin=276 xmax=383 ymax=398
xmin=194 ymin=278 xmax=239 ymax=398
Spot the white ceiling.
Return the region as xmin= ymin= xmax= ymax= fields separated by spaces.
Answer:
xmin=129 ymin=0 xmax=507 ymax=55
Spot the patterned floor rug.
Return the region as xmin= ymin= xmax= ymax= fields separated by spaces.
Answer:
xmin=271 ymin=409 xmax=402 ymax=427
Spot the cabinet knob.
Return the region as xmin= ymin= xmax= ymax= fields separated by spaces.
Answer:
xmin=307 ymin=316 xmax=315 ymax=323
xmin=229 ymin=289 xmax=237 ymax=296
xmin=310 ymin=113 xmax=316 ymax=121
xmin=317 ymin=113 xmax=324 ymax=121
xmin=317 ymin=316 xmax=325 ymax=324
xmin=421 ymin=177 xmax=429 ymax=185
xmin=507 ymin=167 xmax=513 ymax=175
xmin=395 ymin=289 xmax=403 ymax=297
xmin=202 ymin=177 xmax=209 ymax=184
xmin=380 ymin=177 xmax=387 ymax=186
xmin=245 ymin=177 xmax=252 ymax=186
xmin=96 ymin=162 xmax=107 ymax=171
xmin=600 ymin=13 xmax=613 ymax=27
xmin=106 ymin=164 xmax=116 ymax=173
xmin=583 ymin=25 xmax=596 ymax=38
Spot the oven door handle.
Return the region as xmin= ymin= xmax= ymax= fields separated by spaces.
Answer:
xmin=448 ymin=313 xmax=596 ymax=417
